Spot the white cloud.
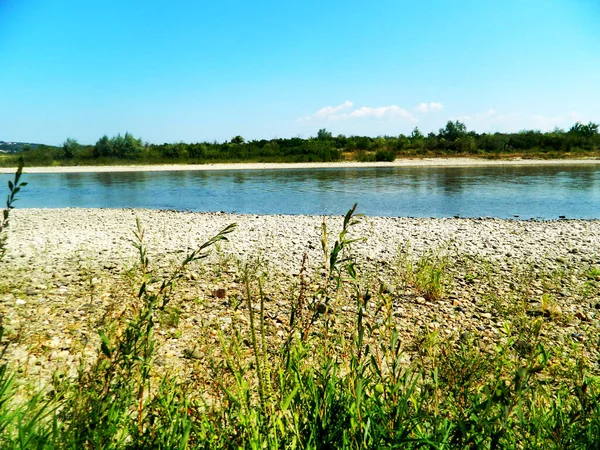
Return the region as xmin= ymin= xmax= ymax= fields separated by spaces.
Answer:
xmin=299 ymin=101 xmax=424 ymax=122
xmin=415 ymin=102 xmax=444 ymax=113
xmin=313 ymin=100 xmax=353 ymax=119
xmin=348 ymin=105 xmax=414 ymax=120
xmin=298 ymin=100 xmax=353 ymax=121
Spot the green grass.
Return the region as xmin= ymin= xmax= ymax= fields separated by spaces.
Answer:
xmin=0 ymin=214 xmax=599 ymax=448
xmin=2 ymin=170 xmax=600 ymax=448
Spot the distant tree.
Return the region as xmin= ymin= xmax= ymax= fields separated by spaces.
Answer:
xmin=92 ymin=133 xmax=142 ymax=158
xmin=439 ymin=120 xmax=468 ymax=141
xmin=118 ymin=132 xmax=143 ymax=158
xmin=355 ymin=136 xmax=372 ymax=150
xmin=569 ymin=122 xmax=599 ymax=138
xmin=230 ymin=135 xmax=245 ymax=145
xmin=410 ymin=127 xmax=424 ymax=140
xmin=373 ymin=137 xmax=386 ymax=150
xmin=93 ymin=135 xmax=113 ymax=157
xmin=375 ymin=149 xmax=396 ymax=162
xmin=187 ymin=143 xmax=206 ymax=159
xmin=317 ymin=128 xmax=333 ymax=140
xmin=345 ymin=137 xmax=357 ymax=151
xmin=334 ymin=134 xmax=347 ymax=148
xmin=62 ymin=138 xmax=80 ymax=159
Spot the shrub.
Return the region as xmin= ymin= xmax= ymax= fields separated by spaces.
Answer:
xmin=375 ymin=149 xmax=396 ymax=162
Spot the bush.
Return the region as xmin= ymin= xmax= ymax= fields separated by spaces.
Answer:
xmin=375 ymin=149 xmax=396 ymax=162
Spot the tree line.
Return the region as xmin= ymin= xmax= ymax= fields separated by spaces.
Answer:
xmin=3 ymin=121 xmax=600 ymax=166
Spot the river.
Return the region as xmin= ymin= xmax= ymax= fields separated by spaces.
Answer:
xmin=2 ymin=164 xmax=599 ymax=219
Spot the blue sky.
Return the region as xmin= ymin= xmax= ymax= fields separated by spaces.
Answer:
xmin=1 ymin=0 xmax=599 ymax=145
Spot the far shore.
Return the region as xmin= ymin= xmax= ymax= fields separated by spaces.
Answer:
xmin=1 ymin=157 xmax=600 ymax=174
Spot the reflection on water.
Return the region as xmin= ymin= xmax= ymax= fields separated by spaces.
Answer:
xmin=2 ymin=165 xmax=599 ymax=219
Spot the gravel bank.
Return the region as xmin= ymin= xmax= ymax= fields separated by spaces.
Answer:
xmin=1 ymin=158 xmax=600 ymax=174
xmin=4 ymin=208 xmax=600 ymax=271
xmin=1 ymin=208 xmax=600 ymax=388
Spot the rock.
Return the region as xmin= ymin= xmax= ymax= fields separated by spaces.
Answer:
xmin=183 ymin=348 xmax=203 ymax=360
xmin=571 ymin=332 xmax=584 ymax=342
xmin=213 ymin=288 xmax=227 ymax=299
xmin=380 ymin=282 xmax=395 ymax=295
xmin=575 ymin=311 xmax=590 ymax=322
xmin=45 ymin=337 xmax=61 ymax=349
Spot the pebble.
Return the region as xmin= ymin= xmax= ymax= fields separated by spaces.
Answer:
xmin=2 ymin=208 xmax=600 ymax=392
xmin=380 ymin=282 xmax=395 ymax=295
xmin=183 ymin=349 xmax=203 ymax=360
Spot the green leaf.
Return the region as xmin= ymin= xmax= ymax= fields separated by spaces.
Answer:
xmin=98 ymin=330 xmax=112 ymax=358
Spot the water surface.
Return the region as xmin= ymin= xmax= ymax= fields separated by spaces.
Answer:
xmin=3 ymin=165 xmax=599 ymax=219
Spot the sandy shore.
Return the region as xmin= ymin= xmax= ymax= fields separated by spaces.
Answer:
xmin=1 ymin=157 xmax=600 ymax=174
xmin=1 ymin=209 xmax=599 ymax=388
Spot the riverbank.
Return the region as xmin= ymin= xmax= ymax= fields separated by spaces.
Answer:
xmin=1 ymin=208 xmax=599 ymax=391
xmin=1 ymin=157 xmax=600 ymax=173
xmin=2 ymin=208 xmax=600 ymax=445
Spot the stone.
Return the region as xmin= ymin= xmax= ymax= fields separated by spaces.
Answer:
xmin=571 ymin=332 xmax=584 ymax=342
xmin=380 ymin=282 xmax=395 ymax=295
xmin=183 ymin=348 xmax=203 ymax=360
xmin=213 ymin=288 xmax=227 ymax=299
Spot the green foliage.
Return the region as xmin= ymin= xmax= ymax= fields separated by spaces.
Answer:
xmin=401 ymin=250 xmax=448 ymax=301
xmin=375 ymin=149 xmax=396 ymax=162
xmin=2 ymin=204 xmax=600 ymax=447
xmin=410 ymin=127 xmax=424 ymax=140
xmin=2 ymin=120 xmax=600 ymax=168
xmin=439 ymin=120 xmax=468 ymax=141
xmin=93 ymin=132 xmax=143 ymax=158
xmin=317 ymin=128 xmax=333 ymax=140
xmin=62 ymin=138 xmax=80 ymax=159
xmin=0 ymin=158 xmax=26 ymax=261
xmin=569 ymin=121 xmax=599 ymax=138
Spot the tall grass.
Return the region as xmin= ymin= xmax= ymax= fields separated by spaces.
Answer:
xmin=0 ymin=158 xmax=26 ymax=260
xmin=1 ymin=173 xmax=600 ymax=448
